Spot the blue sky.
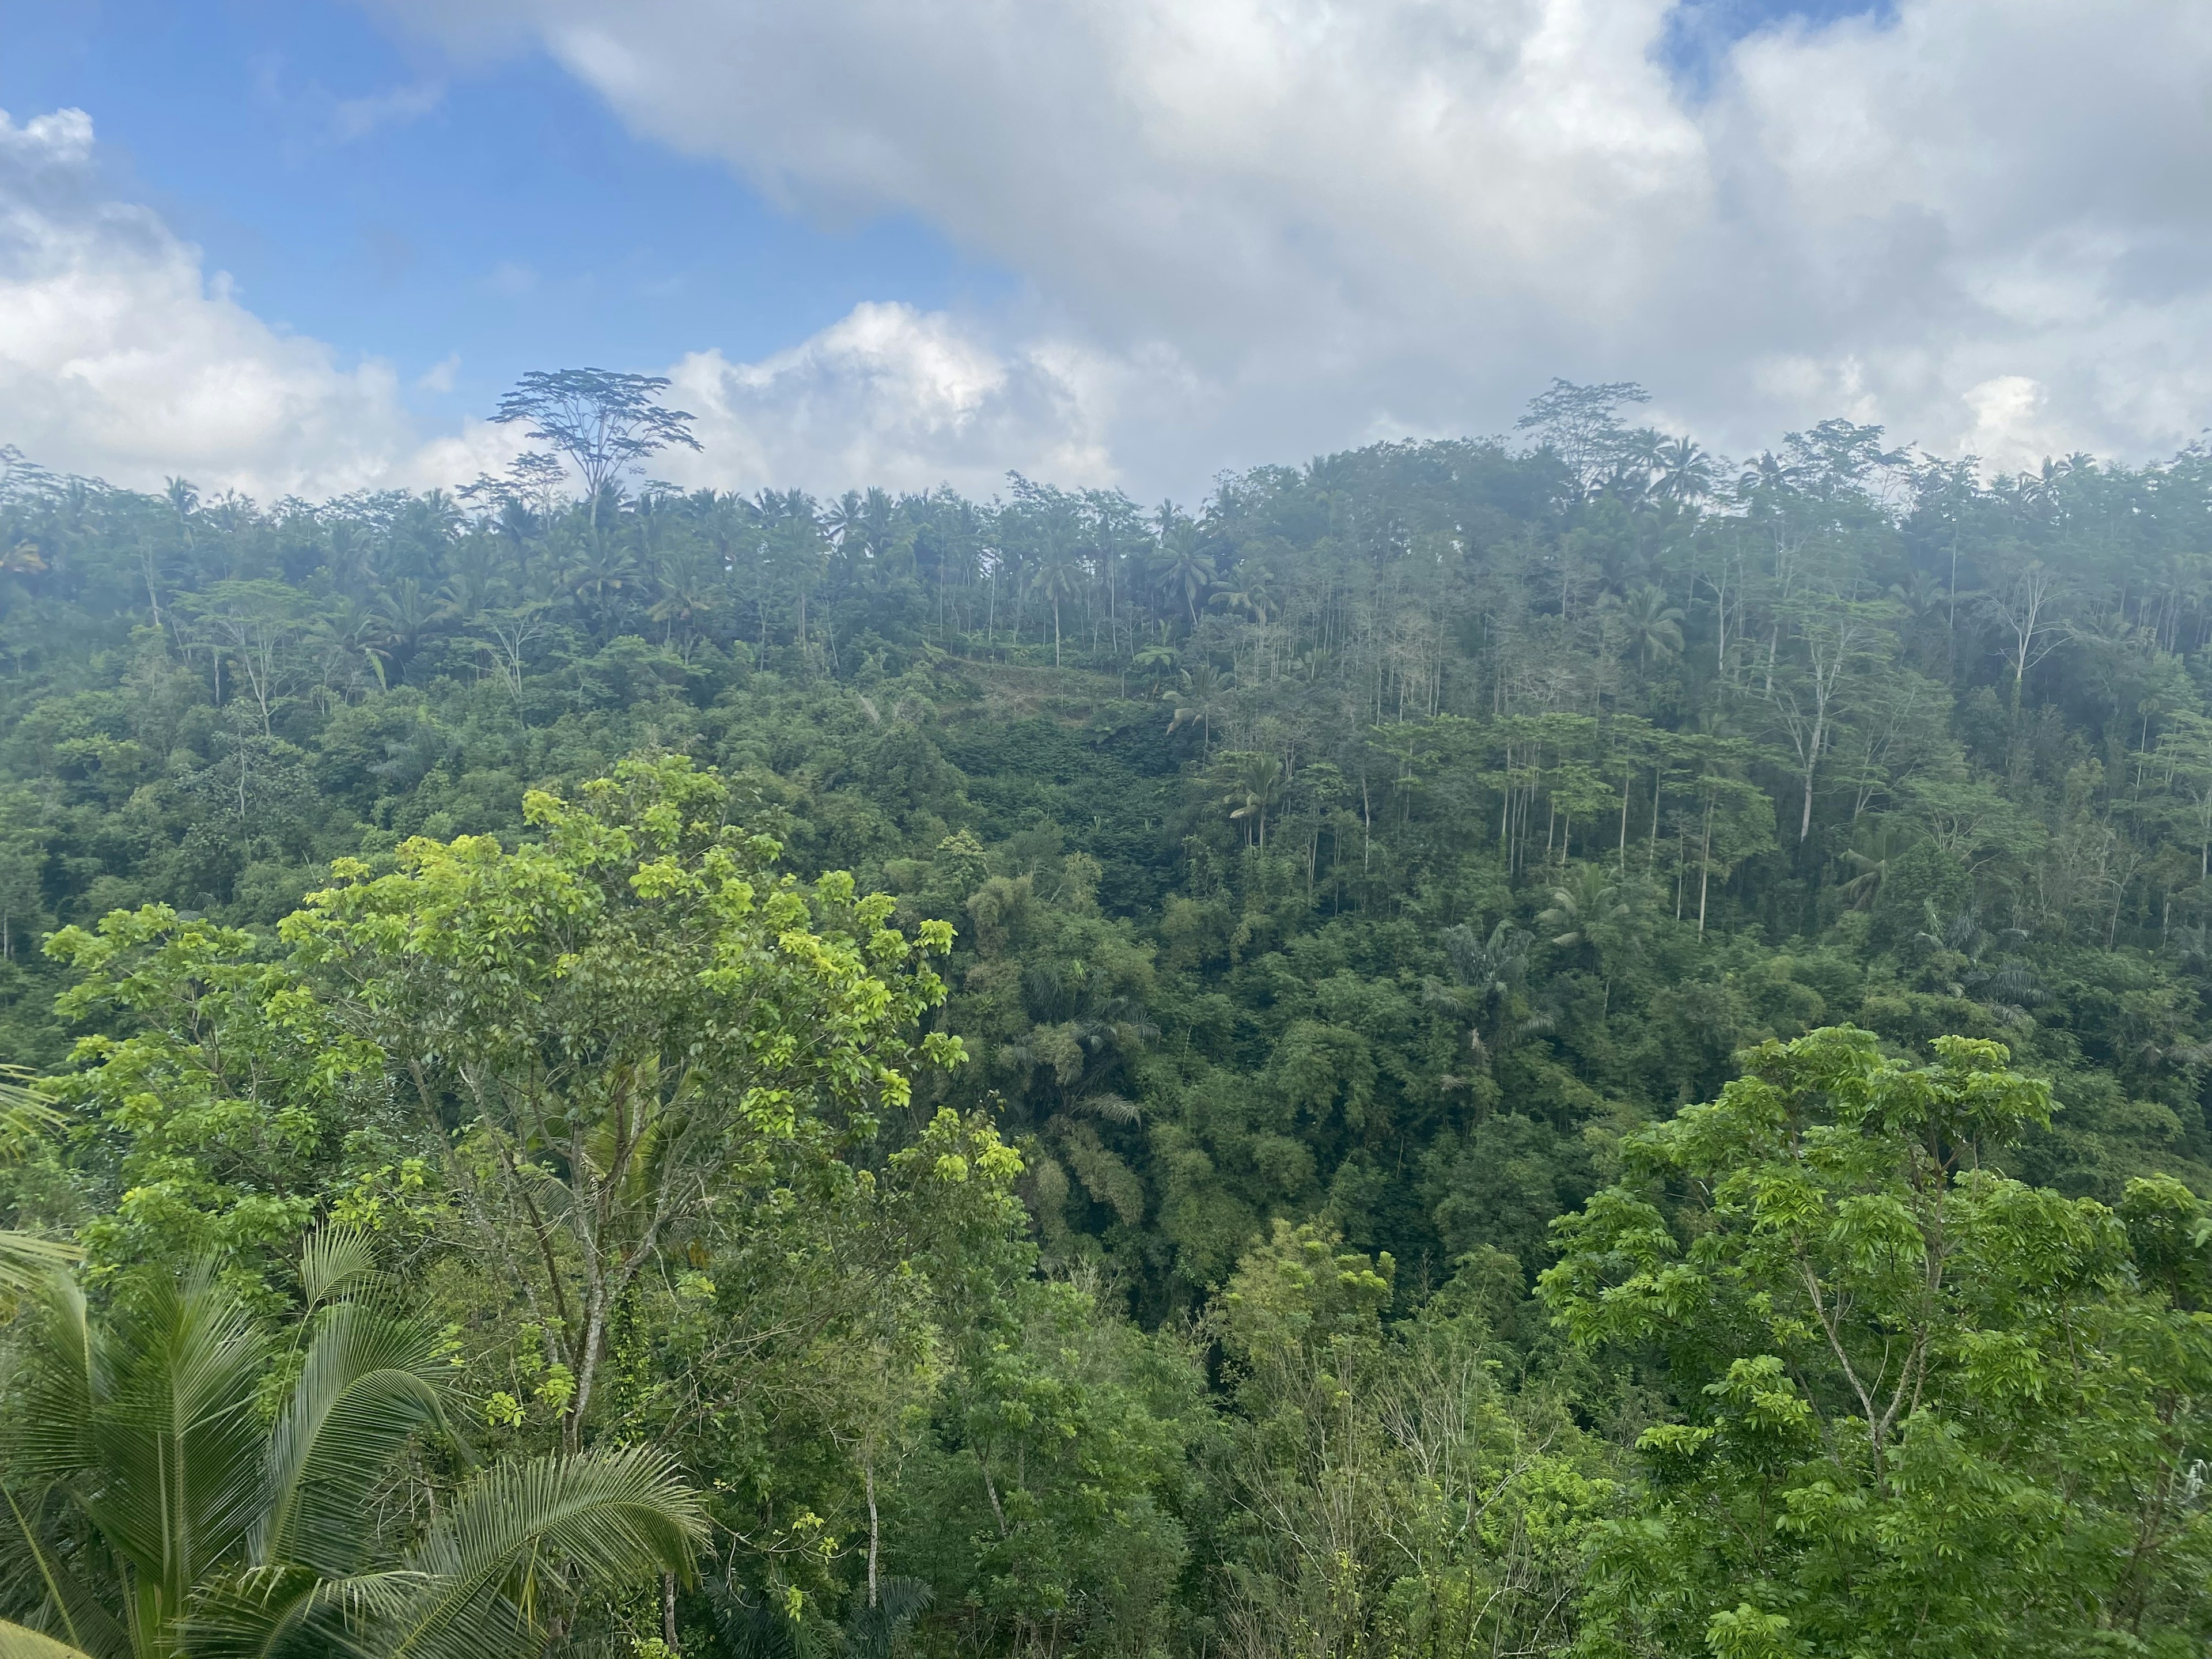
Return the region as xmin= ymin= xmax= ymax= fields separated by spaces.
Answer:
xmin=0 ymin=0 xmax=1007 ymax=434
xmin=0 ymin=1 xmax=2195 ymax=501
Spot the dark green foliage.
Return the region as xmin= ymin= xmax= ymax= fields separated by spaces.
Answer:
xmin=4 ymin=387 xmax=2212 ymax=1653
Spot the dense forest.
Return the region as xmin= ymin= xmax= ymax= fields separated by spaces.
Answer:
xmin=0 ymin=376 xmax=2206 ymax=1657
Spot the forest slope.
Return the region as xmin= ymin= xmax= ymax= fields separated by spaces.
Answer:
xmin=0 ymin=389 xmax=2209 ymax=1653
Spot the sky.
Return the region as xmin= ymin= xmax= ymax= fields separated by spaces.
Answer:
xmin=0 ymin=0 xmax=2206 ymax=503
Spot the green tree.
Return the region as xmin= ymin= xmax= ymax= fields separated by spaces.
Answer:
xmin=1165 ymin=662 xmax=1232 ymax=752
xmin=490 ymin=370 xmax=700 ymax=538
xmin=43 ymin=910 xmax=383 ymax=1282
xmin=1610 ymin=584 xmax=1684 ymax=666
xmin=285 ymin=756 xmax=966 ymax=1453
xmin=1544 ymin=1027 xmax=2212 ymax=1657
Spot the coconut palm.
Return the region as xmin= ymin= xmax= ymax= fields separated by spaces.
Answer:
xmin=647 ymin=552 xmax=726 ymax=652
xmin=1540 ymin=869 xmax=1618 ymax=949
xmin=1912 ymin=906 xmax=2042 ymax=1024
xmin=312 ymin=599 xmax=392 ymax=696
xmin=1654 ymin=437 xmax=1715 ymax=502
xmin=1028 ymin=542 xmax=1086 ymax=667
xmin=0 ymin=1236 xmax=703 ymax=1659
xmin=1838 ymin=820 xmax=1915 ymax=910
xmin=0 ymin=1077 xmax=77 ymax=1293
xmin=1210 ymin=567 xmax=1277 ymax=627
xmin=1131 ymin=642 xmax=1178 ymax=699
xmin=564 ymin=541 xmax=641 ymax=634
xmin=1434 ymin=921 xmax=1548 ymax=1067
xmin=1614 ymin=584 xmax=1685 ymax=665
xmin=1164 ymin=663 xmax=1231 ymax=751
xmin=1539 ymin=866 xmax=1652 ymax=1008
xmin=372 ymin=579 xmax=441 ymax=673
xmin=1153 ymin=518 xmax=1215 ymax=627
xmin=1219 ymin=752 xmax=1285 ymax=848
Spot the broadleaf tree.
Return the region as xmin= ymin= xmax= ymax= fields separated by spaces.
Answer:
xmin=284 ymin=755 xmax=967 ymax=1452
xmin=1543 ymin=1026 xmax=2212 ymax=1658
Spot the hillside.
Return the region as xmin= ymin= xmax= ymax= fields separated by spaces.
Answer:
xmin=1 ymin=394 xmax=2209 ymax=1652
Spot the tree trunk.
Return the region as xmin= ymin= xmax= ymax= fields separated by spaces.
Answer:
xmin=1698 ymin=793 xmax=1714 ymax=938
xmin=866 ymin=1461 xmax=881 ymax=1608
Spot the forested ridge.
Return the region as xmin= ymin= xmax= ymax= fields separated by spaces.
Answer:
xmin=0 ymin=379 xmax=2206 ymax=1656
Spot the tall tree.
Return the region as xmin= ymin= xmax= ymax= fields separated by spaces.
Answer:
xmin=489 ymin=370 xmax=701 ymax=536
xmin=286 ymin=755 xmax=965 ymax=1453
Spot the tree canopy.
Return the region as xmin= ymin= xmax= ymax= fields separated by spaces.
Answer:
xmin=0 ymin=382 xmax=2209 ymax=1654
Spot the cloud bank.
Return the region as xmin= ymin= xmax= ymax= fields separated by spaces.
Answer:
xmin=0 ymin=107 xmax=425 ymax=499
xmin=12 ymin=1 xmax=2212 ymax=497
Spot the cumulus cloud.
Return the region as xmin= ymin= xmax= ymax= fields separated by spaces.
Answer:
xmin=0 ymin=106 xmax=1082 ymax=501
xmin=16 ymin=2 xmax=2212 ymax=499
xmin=650 ymin=302 xmax=1121 ymax=498
xmin=0 ymin=105 xmax=430 ymax=499
xmin=363 ymin=0 xmax=2212 ymax=483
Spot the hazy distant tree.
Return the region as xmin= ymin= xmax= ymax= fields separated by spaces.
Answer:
xmin=490 ymin=369 xmax=701 ymax=535
xmin=1514 ymin=378 xmax=1650 ymax=493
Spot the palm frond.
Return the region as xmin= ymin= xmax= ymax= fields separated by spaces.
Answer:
xmin=0 ymin=1236 xmax=79 ymax=1296
xmin=385 ymin=1446 xmax=705 ymax=1659
xmin=0 ymin=1075 xmax=65 ymax=1166
xmin=842 ymin=1575 xmax=931 ymax=1659
xmin=704 ymin=1581 xmax=816 ymax=1659
xmin=190 ymin=1563 xmax=431 ymax=1659
xmin=257 ymin=1302 xmax=456 ymax=1576
xmin=75 ymin=1267 xmax=271 ymax=1611
xmin=9 ymin=1277 xmax=97 ymax=1491
xmin=0 ymin=1483 xmax=129 ymax=1659
xmin=1077 ymin=1093 xmax=1142 ymax=1124
xmin=298 ymin=1229 xmax=381 ymax=1313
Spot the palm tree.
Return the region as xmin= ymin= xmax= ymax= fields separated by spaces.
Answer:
xmin=1912 ymin=906 xmax=2041 ymax=1025
xmin=0 ymin=1237 xmax=703 ymax=1659
xmin=1219 ymin=752 xmax=1284 ymax=848
xmin=647 ymin=554 xmax=725 ymax=654
xmin=1153 ymin=517 xmax=1215 ymax=627
xmin=1131 ymin=642 xmax=1178 ymax=699
xmin=0 ymin=1077 xmax=78 ymax=1290
xmin=1029 ymin=542 xmax=1085 ymax=667
xmin=1210 ymin=567 xmax=1277 ymax=627
xmin=373 ymin=579 xmax=441 ymax=673
xmin=565 ymin=541 xmax=641 ymax=637
xmin=1540 ymin=868 xmax=1622 ymax=949
xmin=1838 ymin=821 xmax=1915 ymax=910
xmin=821 ymin=490 xmax=865 ymax=553
xmin=312 ymin=599 xmax=392 ymax=696
xmin=1434 ymin=921 xmax=1546 ymax=1067
xmin=1654 ymin=438 xmax=1714 ymax=503
xmin=1615 ymin=585 xmax=1685 ymax=665
xmin=1539 ymin=866 xmax=1650 ymax=1008
xmin=1165 ymin=663 xmax=1231 ymax=751
xmin=164 ymin=479 xmax=198 ymax=544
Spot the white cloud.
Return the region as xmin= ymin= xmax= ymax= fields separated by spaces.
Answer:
xmin=0 ymin=106 xmax=425 ymax=499
xmin=17 ymin=2 xmax=2212 ymax=501
xmin=0 ymin=109 xmax=1065 ymax=502
xmin=483 ymin=259 xmax=537 ymax=297
xmin=415 ymin=352 xmax=461 ymax=395
xmin=359 ymin=0 xmax=2212 ymax=485
xmin=652 ymin=302 xmax=1120 ymax=497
